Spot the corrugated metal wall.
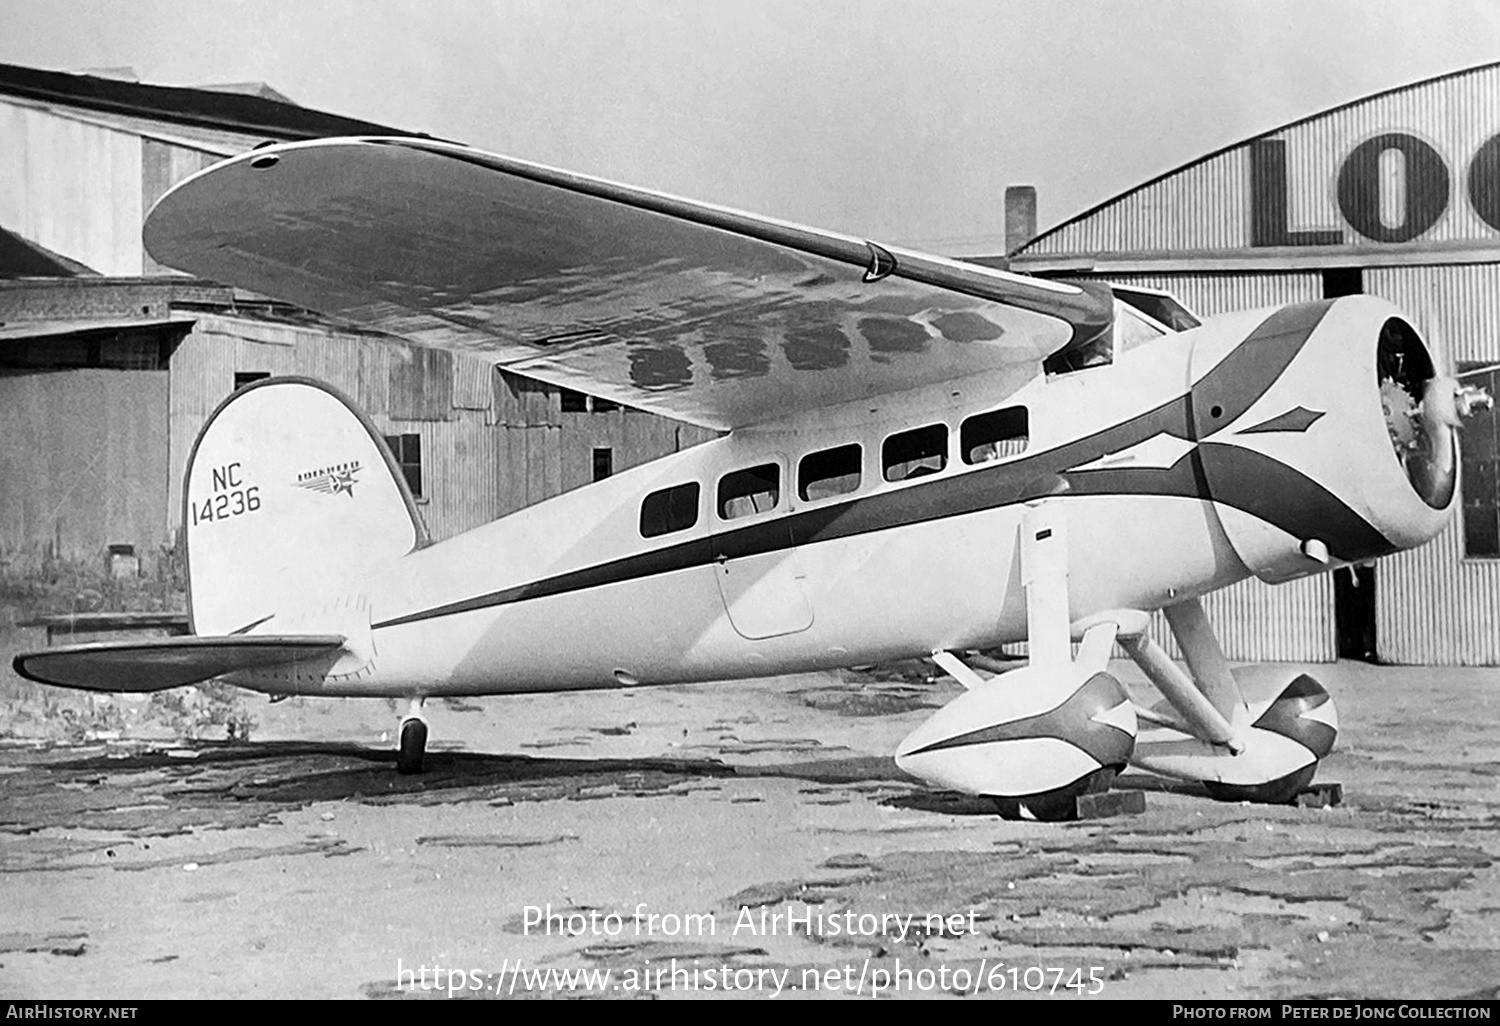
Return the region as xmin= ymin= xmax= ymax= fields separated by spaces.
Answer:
xmin=1029 ymin=153 xmax=1254 ymax=257
xmin=0 ymin=368 xmax=168 ymax=563
xmin=1365 ymin=264 xmax=1500 ymax=663
xmin=167 ymin=314 xmax=717 ymax=545
xmin=1366 ymin=263 xmax=1500 ymax=365
xmin=1087 ymin=272 xmax=1323 ymax=316
xmin=1023 ymin=62 xmax=1500 ymax=261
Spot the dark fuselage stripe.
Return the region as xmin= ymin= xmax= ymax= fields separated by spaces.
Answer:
xmin=373 ymin=300 xmax=1378 ymax=631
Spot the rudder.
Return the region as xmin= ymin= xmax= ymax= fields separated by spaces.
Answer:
xmin=184 ymin=377 xmax=426 ymax=636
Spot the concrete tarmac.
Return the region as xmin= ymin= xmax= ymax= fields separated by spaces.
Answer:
xmin=1 ymin=660 xmax=1496 ymax=1000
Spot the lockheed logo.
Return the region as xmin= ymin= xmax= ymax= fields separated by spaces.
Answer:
xmin=295 ymin=460 xmax=362 ymax=498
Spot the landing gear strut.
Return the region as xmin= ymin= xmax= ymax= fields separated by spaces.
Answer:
xmin=895 ymin=502 xmax=1140 ymax=815
xmin=1122 ymin=601 xmax=1339 ymax=803
xmin=397 ymin=697 xmax=427 ymax=775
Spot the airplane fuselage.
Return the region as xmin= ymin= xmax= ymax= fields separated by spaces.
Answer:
xmin=231 ymin=296 xmax=1443 ymax=699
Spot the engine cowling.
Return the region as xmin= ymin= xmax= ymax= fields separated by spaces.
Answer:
xmin=1183 ymin=295 xmax=1459 ymax=583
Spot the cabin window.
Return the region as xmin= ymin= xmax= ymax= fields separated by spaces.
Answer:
xmin=882 ymin=424 xmax=947 ymax=482
xmin=640 ymin=482 xmax=700 ymax=538
xmin=383 ymin=433 xmax=423 ymax=499
xmin=798 ymin=444 xmax=862 ymax=501
xmin=718 ymin=463 xmax=780 ymax=519
xmin=961 ymin=407 xmax=1029 ymax=464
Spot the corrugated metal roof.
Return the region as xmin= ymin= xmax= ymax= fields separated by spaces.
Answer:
xmin=0 ymin=316 xmax=195 ymax=342
xmin=1014 ymin=59 xmax=1500 ymax=260
xmin=0 ymin=61 xmax=428 ymax=143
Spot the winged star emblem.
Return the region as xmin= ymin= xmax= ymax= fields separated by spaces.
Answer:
xmin=294 ymin=461 xmax=362 ymax=498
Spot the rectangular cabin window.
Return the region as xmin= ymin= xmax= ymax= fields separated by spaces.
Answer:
xmin=882 ymin=424 xmax=947 ymax=482
xmin=640 ymin=482 xmax=700 ymax=538
xmin=798 ymin=444 xmax=862 ymax=501
xmin=383 ymin=433 xmax=423 ymax=499
xmin=961 ymin=407 xmax=1029 ymax=465
xmin=593 ymin=447 xmax=613 ymax=481
xmin=718 ymin=463 xmax=780 ymax=520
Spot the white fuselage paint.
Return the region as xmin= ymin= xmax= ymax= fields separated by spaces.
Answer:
xmin=232 ymin=329 xmax=1249 ymax=698
xmin=231 ymin=294 xmax=1451 ymax=699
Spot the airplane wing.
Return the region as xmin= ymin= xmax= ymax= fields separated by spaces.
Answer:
xmin=13 ymin=636 xmax=346 ymax=692
xmin=144 ymin=137 xmax=1112 ymax=430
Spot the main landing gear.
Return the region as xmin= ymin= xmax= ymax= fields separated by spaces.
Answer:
xmin=894 ymin=500 xmax=1338 ymax=817
xmin=895 ymin=502 xmax=1140 ymax=820
xmin=396 ymin=697 xmax=427 ymax=775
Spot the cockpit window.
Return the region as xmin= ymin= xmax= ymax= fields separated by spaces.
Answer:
xmin=1116 ymin=303 xmax=1166 ymax=354
xmin=1043 ymin=329 xmax=1113 ymax=375
xmin=1113 ymin=287 xmax=1201 ymax=331
xmin=1043 ymin=284 xmax=1200 ymax=375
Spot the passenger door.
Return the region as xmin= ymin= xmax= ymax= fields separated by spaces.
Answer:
xmin=710 ymin=458 xmax=814 ymax=640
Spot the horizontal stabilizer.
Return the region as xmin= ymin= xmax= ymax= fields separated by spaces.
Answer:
xmin=12 ymin=635 xmax=346 ymax=692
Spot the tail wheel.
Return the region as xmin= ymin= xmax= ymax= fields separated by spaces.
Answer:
xmin=397 ymin=717 xmax=427 ymax=775
xmin=990 ymin=765 xmax=1119 ymax=822
xmin=1203 ymin=762 xmax=1317 ymax=805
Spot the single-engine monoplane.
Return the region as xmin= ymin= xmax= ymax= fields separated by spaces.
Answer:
xmin=15 ymin=138 xmax=1492 ymax=817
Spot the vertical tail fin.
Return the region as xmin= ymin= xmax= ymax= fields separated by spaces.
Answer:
xmin=184 ymin=377 xmax=426 ymax=635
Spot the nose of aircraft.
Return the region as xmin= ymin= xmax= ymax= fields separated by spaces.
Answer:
xmin=1388 ymin=323 xmax=1495 ymax=512
xmin=1185 ymin=295 xmax=1492 ymax=583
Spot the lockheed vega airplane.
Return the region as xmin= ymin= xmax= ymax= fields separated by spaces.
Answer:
xmin=14 ymin=137 xmax=1493 ymax=818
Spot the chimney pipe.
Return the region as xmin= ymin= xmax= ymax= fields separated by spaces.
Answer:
xmin=1004 ymin=185 xmax=1037 ymax=254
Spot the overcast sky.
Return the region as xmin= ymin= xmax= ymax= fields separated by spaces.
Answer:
xmin=3 ymin=1 xmax=1499 ymax=251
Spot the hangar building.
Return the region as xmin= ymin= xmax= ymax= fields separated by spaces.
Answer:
xmin=999 ymin=60 xmax=1500 ymax=666
xmin=6 ymin=60 xmax=1495 ymax=667
xmin=0 ymin=64 xmax=714 ymax=581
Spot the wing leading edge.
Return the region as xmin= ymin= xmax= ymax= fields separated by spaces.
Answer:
xmin=144 ymin=137 xmax=1111 ymax=430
